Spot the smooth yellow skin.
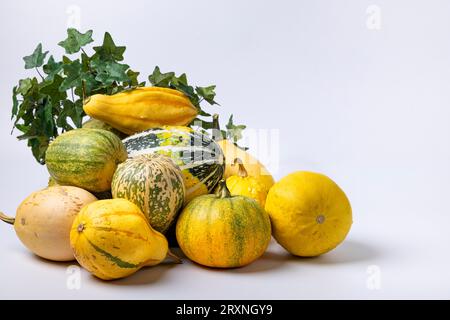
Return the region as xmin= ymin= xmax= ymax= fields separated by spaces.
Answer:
xmin=265 ymin=171 xmax=352 ymax=257
xmin=12 ymin=186 xmax=97 ymax=261
xmin=176 ymin=193 xmax=272 ymax=268
xmin=70 ymin=199 xmax=169 ymax=280
xmin=216 ymin=139 xmax=275 ymax=191
xmin=83 ymin=87 xmax=198 ymax=135
xmin=226 ymin=175 xmax=268 ymax=208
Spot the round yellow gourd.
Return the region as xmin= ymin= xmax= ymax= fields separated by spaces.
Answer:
xmin=0 ymin=186 xmax=97 ymax=261
xmin=265 ymin=171 xmax=352 ymax=257
xmin=176 ymin=180 xmax=271 ymax=268
xmin=70 ymin=199 xmax=179 ymax=280
xmin=225 ymin=158 xmax=270 ymax=207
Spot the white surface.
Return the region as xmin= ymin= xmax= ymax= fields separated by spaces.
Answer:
xmin=1 ymin=0 xmax=450 ymax=299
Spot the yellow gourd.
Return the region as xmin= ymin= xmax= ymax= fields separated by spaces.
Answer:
xmin=265 ymin=171 xmax=352 ymax=257
xmin=83 ymin=87 xmax=198 ymax=135
xmin=0 ymin=186 xmax=97 ymax=262
xmin=176 ymin=180 xmax=271 ymax=268
xmin=212 ymin=114 xmax=275 ymax=191
xmin=225 ymin=158 xmax=269 ymax=207
xmin=70 ymin=199 xmax=180 ymax=280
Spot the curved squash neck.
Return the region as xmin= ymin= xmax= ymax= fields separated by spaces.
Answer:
xmin=0 ymin=212 xmax=15 ymax=225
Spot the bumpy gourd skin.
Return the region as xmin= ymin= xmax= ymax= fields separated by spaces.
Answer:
xmin=226 ymin=175 xmax=268 ymax=208
xmin=176 ymin=183 xmax=271 ymax=268
xmin=83 ymin=87 xmax=198 ymax=135
xmin=225 ymin=159 xmax=270 ymax=207
xmin=70 ymin=199 xmax=169 ymax=280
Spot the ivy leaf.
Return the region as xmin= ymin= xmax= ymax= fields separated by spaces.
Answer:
xmin=124 ymin=69 xmax=141 ymax=87
xmin=196 ymin=85 xmax=218 ymax=105
xmin=58 ymin=28 xmax=93 ymax=54
xmin=60 ymin=60 xmax=83 ymax=91
xmin=41 ymin=75 xmax=67 ymax=102
xmin=43 ymin=56 xmax=64 ymax=81
xmin=148 ymin=66 xmax=175 ymax=87
xmin=226 ymin=114 xmax=246 ymax=143
xmin=23 ymin=43 xmax=48 ymax=69
xmin=11 ymin=87 xmax=19 ymax=119
xmin=17 ymin=78 xmax=33 ymax=95
xmin=92 ymin=59 xmax=130 ymax=86
xmin=93 ymin=32 xmax=126 ymax=61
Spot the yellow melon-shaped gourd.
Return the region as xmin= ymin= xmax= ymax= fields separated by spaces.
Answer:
xmin=265 ymin=171 xmax=352 ymax=257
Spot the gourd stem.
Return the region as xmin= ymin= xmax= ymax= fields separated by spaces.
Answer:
xmin=217 ymin=180 xmax=231 ymax=199
xmin=212 ymin=114 xmax=224 ymax=141
xmin=233 ymin=158 xmax=248 ymax=178
xmin=0 ymin=212 xmax=15 ymax=225
xmin=167 ymin=250 xmax=183 ymax=264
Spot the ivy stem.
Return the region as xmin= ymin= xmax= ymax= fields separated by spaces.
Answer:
xmin=35 ymin=67 xmax=44 ymax=80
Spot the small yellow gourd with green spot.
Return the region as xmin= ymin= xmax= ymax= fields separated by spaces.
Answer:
xmin=225 ymin=158 xmax=270 ymax=207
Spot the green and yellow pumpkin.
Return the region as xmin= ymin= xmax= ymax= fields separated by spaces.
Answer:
xmin=176 ymin=180 xmax=271 ymax=268
xmin=45 ymin=128 xmax=128 ymax=193
xmin=111 ymin=154 xmax=185 ymax=233
xmin=122 ymin=126 xmax=224 ymax=203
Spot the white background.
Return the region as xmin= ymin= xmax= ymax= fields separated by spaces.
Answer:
xmin=1 ymin=0 xmax=450 ymax=299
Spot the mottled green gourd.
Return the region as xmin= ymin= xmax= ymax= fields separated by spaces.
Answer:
xmin=123 ymin=126 xmax=225 ymax=203
xmin=45 ymin=128 xmax=128 ymax=193
xmin=111 ymin=154 xmax=185 ymax=233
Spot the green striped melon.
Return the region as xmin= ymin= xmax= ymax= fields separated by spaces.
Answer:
xmin=45 ymin=128 xmax=128 ymax=193
xmin=123 ymin=126 xmax=225 ymax=203
xmin=111 ymin=154 xmax=185 ymax=233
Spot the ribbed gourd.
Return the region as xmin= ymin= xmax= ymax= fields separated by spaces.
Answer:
xmin=70 ymin=199 xmax=179 ymax=280
xmin=111 ymin=154 xmax=185 ymax=233
xmin=83 ymin=87 xmax=198 ymax=135
xmin=212 ymin=114 xmax=275 ymax=191
xmin=176 ymin=180 xmax=271 ymax=268
xmin=45 ymin=128 xmax=128 ymax=193
xmin=123 ymin=126 xmax=224 ymax=203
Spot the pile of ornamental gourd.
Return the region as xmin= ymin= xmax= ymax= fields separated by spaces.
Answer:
xmin=0 ymin=87 xmax=353 ymax=281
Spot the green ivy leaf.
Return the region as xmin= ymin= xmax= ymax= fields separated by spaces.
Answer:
xmin=58 ymin=29 xmax=94 ymax=54
xmin=93 ymin=32 xmax=126 ymax=61
xmin=196 ymin=85 xmax=218 ymax=105
xmin=60 ymin=60 xmax=83 ymax=91
xmin=92 ymin=59 xmax=130 ymax=86
xmin=11 ymin=87 xmax=19 ymax=119
xmin=43 ymin=56 xmax=64 ymax=81
xmin=17 ymin=78 xmax=33 ymax=95
xmin=148 ymin=66 xmax=175 ymax=87
xmin=226 ymin=114 xmax=246 ymax=143
xmin=124 ymin=69 xmax=141 ymax=87
xmin=41 ymin=75 xmax=67 ymax=103
xmin=23 ymin=43 xmax=49 ymax=69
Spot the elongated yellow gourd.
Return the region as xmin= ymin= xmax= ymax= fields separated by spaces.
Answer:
xmin=83 ymin=87 xmax=198 ymax=135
